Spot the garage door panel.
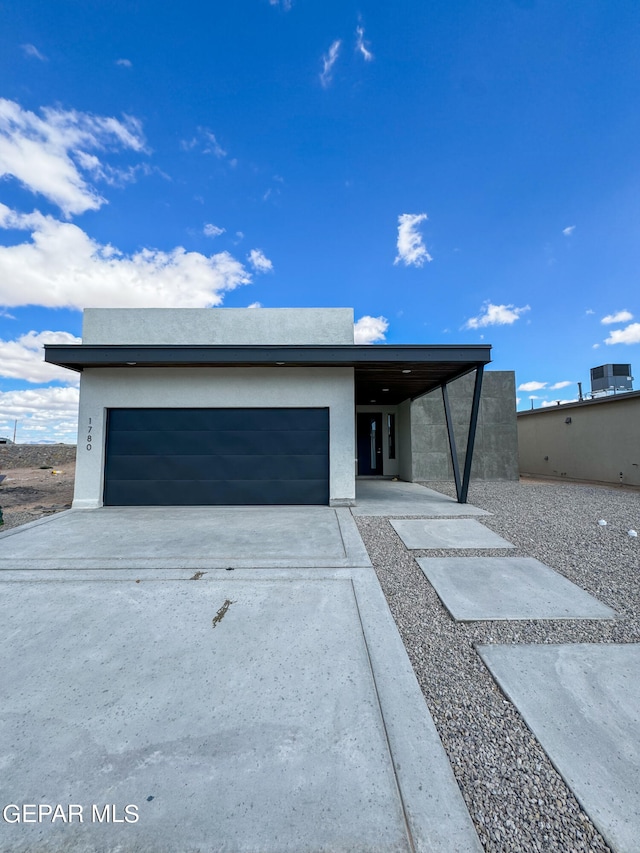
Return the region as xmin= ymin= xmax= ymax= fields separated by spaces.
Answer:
xmin=105 ymin=478 xmax=329 ymax=506
xmin=108 ymin=429 xmax=327 ymax=457
xmin=109 ymin=408 xmax=327 ymax=433
xmin=106 ymin=453 xmax=329 ymax=482
xmin=104 ymin=408 xmax=329 ymax=506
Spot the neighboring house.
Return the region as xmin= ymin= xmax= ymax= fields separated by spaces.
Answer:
xmin=517 ymin=391 xmax=640 ymax=487
xmin=0 ymin=437 xmax=13 ymax=445
xmin=45 ymin=307 xmax=517 ymax=508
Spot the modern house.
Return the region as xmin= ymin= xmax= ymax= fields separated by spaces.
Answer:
xmin=45 ymin=307 xmax=517 ymax=508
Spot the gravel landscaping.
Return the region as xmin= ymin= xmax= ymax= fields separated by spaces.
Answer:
xmin=356 ymin=478 xmax=640 ymax=853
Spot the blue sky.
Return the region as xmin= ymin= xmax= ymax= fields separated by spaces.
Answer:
xmin=1 ymin=0 xmax=639 ymax=442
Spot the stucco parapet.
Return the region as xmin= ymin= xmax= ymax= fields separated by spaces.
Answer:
xmin=82 ymin=308 xmax=355 ymax=346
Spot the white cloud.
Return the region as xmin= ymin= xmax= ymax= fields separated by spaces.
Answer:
xmin=549 ymin=380 xmax=573 ymax=390
xmin=355 ymin=26 xmax=373 ymax=61
xmin=593 ymin=343 xmax=600 ymax=349
xmin=465 ymin=302 xmax=530 ymax=329
xmin=354 ymin=315 xmax=388 ymax=344
xmin=73 ymin=151 xmax=152 ymax=189
xmin=601 ymin=309 xmax=633 ymax=325
xmin=394 ymin=213 xmax=432 ymax=267
xmin=0 ymin=207 xmax=252 ymax=308
xmin=320 ymin=40 xmax=341 ymax=88
xmin=0 ymin=98 xmax=145 ymax=217
xmin=604 ymin=323 xmax=640 ymax=345
xmin=269 ymin=0 xmax=293 ymax=8
xmin=247 ymin=301 xmax=262 ymax=308
xmin=0 ymin=330 xmax=81 ymax=384
xmin=116 ymin=58 xmax=132 ymax=67
xmin=562 ymin=225 xmax=575 ymax=236
xmin=518 ymin=380 xmax=547 ymax=392
xmin=585 ymin=308 xmax=595 ymax=315
xmin=248 ymin=248 xmax=273 ymax=273
xmin=21 ymin=44 xmax=47 ymax=61
xmin=181 ymin=129 xmax=226 ymax=159
xmin=203 ymin=223 xmax=225 ymax=238
xmin=201 ymin=131 xmax=226 ymax=158
xmin=0 ymin=386 xmax=80 ymax=443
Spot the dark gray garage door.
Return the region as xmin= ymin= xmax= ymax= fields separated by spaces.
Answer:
xmin=104 ymin=408 xmax=329 ymax=506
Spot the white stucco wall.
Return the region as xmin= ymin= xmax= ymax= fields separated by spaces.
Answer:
xmin=82 ymin=308 xmax=355 ymax=345
xmin=74 ymin=366 xmax=355 ymax=508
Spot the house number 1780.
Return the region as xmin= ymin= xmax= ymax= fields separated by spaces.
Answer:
xmin=86 ymin=417 xmax=93 ymax=451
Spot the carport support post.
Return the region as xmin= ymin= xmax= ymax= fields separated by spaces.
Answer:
xmin=442 ymin=366 xmax=484 ymax=504
xmin=442 ymin=383 xmax=462 ymax=501
xmin=460 ymin=365 xmax=483 ymax=503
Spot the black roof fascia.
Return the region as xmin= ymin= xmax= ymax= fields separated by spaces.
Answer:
xmin=44 ymin=343 xmax=491 ymax=405
xmin=44 ymin=343 xmax=492 ymax=371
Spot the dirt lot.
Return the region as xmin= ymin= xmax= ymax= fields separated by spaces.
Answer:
xmin=0 ymin=465 xmax=75 ymax=531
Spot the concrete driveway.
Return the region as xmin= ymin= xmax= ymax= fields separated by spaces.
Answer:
xmin=0 ymin=506 xmax=370 ymax=570
xmin=0 ymin=506 xmax=481 ymax=852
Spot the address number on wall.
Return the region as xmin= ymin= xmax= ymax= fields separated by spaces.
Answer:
xmin=86 ymin=417 xmax=93 ymax=451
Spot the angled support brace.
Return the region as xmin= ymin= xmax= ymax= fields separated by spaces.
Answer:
xmin=460 ymin=365 xmax=483 ymax=503
xmin=442 ymin=365 xmax=484 ymax=503
xmin=442 ymin=382 xmax=462 ymax=501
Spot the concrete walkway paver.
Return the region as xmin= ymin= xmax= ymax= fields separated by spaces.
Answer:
xmin=478 ymin=643 xmax=640 ymax=853
xmin=390 ymin=518 xmax=514 ymax=550
xmin=417 ymin=556 xmax=617 ymax=621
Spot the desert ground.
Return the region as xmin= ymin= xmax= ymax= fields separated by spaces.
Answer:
xmin=0 ymin=464 xmax=75 ymax=531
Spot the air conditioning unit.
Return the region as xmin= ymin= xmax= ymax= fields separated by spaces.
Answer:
xmin=590 ymin=364 xmax=633 ymax=394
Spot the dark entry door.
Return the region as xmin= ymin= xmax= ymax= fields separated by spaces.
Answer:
xmin=357 ymin=412 xmax=383 ymax=475
xmin=104 ymin=407 xmax=329 ymax=506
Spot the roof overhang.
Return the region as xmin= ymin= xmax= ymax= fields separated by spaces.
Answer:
xmin=44 ymin=343 xmax=492 ymax=405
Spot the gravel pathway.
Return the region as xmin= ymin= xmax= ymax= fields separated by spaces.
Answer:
xmin=356 ymin=478 xmax=640 ymax=852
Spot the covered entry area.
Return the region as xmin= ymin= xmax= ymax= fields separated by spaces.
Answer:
xmin=351 ymin=347 xmax=491 ymax=502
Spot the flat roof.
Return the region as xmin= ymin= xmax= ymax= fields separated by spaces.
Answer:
xmin=517 ymin=388 xmax=640 ymax=416
xmin=44 ymin=343 xmax=492 ymax=405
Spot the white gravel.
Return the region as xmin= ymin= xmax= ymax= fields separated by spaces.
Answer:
xmin=355 ymin=478 xmax=640 ymax=852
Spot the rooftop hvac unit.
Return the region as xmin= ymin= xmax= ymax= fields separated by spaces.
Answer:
xmin=590 ymin=364 xmax=633 ymax=394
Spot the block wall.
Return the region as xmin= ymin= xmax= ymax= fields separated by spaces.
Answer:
xmin=410 ymin=371 xmax=519 ymax=481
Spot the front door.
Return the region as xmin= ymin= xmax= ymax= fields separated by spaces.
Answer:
xmin=357 ymin=412 xmax=383 ymax=475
